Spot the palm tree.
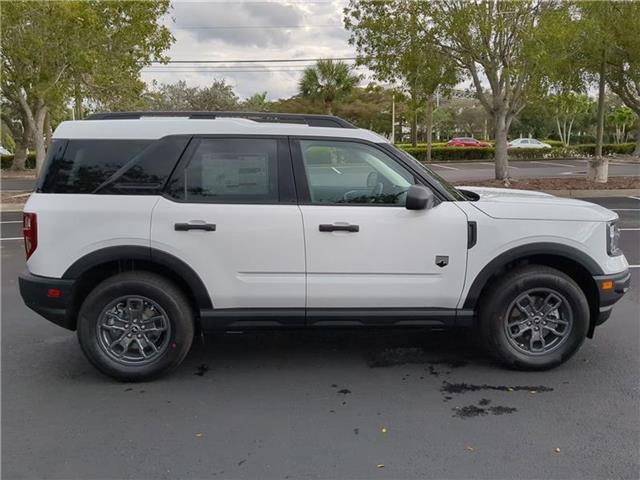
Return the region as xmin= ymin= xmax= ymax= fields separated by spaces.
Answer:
xmin=298 ymin=60 xmax=360 ymax=114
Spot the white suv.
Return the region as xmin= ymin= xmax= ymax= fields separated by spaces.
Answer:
xmin=19 ymin=112 xmax=630 ymax=381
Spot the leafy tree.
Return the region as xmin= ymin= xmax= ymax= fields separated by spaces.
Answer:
xmin=608 ymin=106 xmax=636 ymax=144
xmin=344 ymin=0 xmax=459 ymax=156
xmin=546 ymin=92 xmax=592 ymax=146
xmin=334 ymin=85 xmax=394 ymax=135
xmin=571 ymin=2 xmax=640 ymax=179
xmin=242 ymin=92 xmax=270 ymax=112
xmin=298 ymin=59 xmax=360 ymax=115
xmin=144 ymin=79 xmax=238 ymax=111
xmin=1 ymin=1 xmax=172 ymax=172
xmin=429 ymin=0 xmax=554 ymax=181
xmin=191 ymin=80 xmax=239 ymax=111
xmin=0 ymin=95 xmax=31 ymax=170
xmin=602 ymin=2 xmax=640 ymax=156
xmin=144 ymin=80 xmax=199 ymax=111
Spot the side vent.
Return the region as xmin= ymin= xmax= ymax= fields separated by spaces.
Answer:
xmin=467 ymin=221 xmax=477 ymax=249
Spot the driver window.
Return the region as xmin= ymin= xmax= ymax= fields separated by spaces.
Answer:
xmin=299 ymin=140 xmax=415 ymax=205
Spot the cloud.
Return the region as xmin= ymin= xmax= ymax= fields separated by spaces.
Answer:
xmin=142 ymin=0 xmax=362 ymax=99
xmin=173 ymin=2 xmax=303 ymax=47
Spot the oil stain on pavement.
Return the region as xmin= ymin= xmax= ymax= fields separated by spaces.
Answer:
xmin=364 ymin=345 xmax=555 ymax=419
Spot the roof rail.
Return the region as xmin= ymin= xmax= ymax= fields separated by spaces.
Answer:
xmin=84 ymin=111 xmax=356 ymax=128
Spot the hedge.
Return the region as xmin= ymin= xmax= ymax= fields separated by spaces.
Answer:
xmin=1 ymin=153 xmax=37 ymax=170
xmin=398 ymin=143 xmax=636 ymax=162
xmin=540 ymin=139 xmax=564 ymax=148
xmin=0 ymin=143 xmax=634 ymax=169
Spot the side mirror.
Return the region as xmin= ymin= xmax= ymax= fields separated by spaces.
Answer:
xmin=405 ymin=184 xmax=435 ymax=210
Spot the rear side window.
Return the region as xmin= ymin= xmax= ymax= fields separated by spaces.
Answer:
xmin=166 ymin=138 xmax=279 ymax=203
xmin=40 ymin=140 xmax=151 ymax=193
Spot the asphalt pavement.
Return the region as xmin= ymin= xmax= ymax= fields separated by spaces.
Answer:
xmin=1 ymin=159 xmax=639 ymax=192
xmin=427 ymin=158 xmax=640 ymax=182
xmin=1 ymin=198 xmax=639 ymax=479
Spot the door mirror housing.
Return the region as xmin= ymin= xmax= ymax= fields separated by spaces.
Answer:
xmin=405 ymin=184 xmax=435 ymax=210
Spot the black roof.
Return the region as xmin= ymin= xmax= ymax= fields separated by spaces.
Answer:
xmin=85 ymin=111 xmax=356 ymax=128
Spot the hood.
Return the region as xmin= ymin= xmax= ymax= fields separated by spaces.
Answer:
xmin=458 ymin=186 xmax=618 ymax=222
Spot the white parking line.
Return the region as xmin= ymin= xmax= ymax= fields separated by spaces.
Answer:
xmin=628 ymin=196 xmax=640 ymax=202
xmin=620 ymin=228 xmax=640 ymax=231
xmin=532 ymin=161 xmax=576 ymax=168
xmin=629 ymin=265 xmax=640 ymax=268
xmin=0 ymin=237 xmax=22 ymax=241
xmin=432 ymin=164 xmax=460 ymax=171
xmin=612 ymin=209 xmax=640 ymax=211
xmin=0 ymin=221 xmax=22 ymax=224
xmin=508 ymin=165 xmax=520 ymax=169
xmin=478 ymin=162 xmax=494 ymax=167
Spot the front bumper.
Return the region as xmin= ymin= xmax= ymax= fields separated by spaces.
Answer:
xmin=19 ymin=271 xmax=76 ymax=330
xmin=592 ymin=269 xmax=631 ymax=326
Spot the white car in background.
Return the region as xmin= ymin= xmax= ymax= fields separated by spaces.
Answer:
xmin=509 ymin=138 xmax=552 ymax=149
xmin=0 ymin=145 xmax=12 ymax=156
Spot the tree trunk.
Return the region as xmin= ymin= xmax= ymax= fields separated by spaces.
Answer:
xmin=425 ymin=96 xmax=434 ymax=163
xmin=74 ymin=82 xmax=83 ymax=120
xmin=589 ymin=53 xmax=608 ymax=183
xmin=556 ymin=118 xmax=565 ymax=146
xmin=411 ymin=110 xmax=417 ymax=147
xmin=494 ymin=112 xmax=509 ymax=180
xmin=324 ymin=99 xmax=333 ymax=115
xmin=391 ymin=95 xmax=395 ymax=144
xmin=633 ymin=121 xmax=640 ymax=156
xmin=34 ymin=106 xmax=48 ymax=174
xmin=10 ymin=142 xmax=28 ymax=170
xmin=44 ymin=110 xmax=53 ymax=149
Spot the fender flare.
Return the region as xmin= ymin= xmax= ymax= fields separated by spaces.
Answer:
xmin=462 ymin=242 xmax=603 ymax=310
xmin=63 ymin=245 xmax=213 ymax=309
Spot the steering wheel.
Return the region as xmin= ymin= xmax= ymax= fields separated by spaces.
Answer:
xmin=342 ymin=181 xmax=384 ymax=203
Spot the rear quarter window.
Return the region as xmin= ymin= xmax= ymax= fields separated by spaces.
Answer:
xmin=39 ymin=140 xmax=151 ymax=193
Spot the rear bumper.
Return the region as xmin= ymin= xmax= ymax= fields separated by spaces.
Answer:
xmin=593 ymin=269 xmax=631 ymax=326
xmin=19 ymin=271 xmax=76 ymax=330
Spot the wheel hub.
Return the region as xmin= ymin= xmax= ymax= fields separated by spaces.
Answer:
xmin=504 ymin=288 xmax=573 ymax=356
xmin=96 ymin=296 xmax=171 ymax=365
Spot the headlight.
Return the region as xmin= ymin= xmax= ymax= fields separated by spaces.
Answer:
xmin=607 ymin=221 xmax=621 ymax=256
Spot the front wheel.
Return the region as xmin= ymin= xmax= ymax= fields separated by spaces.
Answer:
xmin=479 ymin=265 xmax=590 ymax=370
xmin=77 ymin=272 xmax=194 ymax=381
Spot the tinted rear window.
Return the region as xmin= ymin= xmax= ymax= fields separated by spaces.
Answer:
xmin=40 ymin=140 xmax=151 ymax=193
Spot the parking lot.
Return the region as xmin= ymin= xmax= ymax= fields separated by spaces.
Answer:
xmin=428 ymin=158 xmax=640 ymax=182
xmin=1 ymin=197 xmax=639 ymax=479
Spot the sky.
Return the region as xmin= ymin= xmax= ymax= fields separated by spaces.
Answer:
xmin=141 ymin=0 xmax=369 ymax=100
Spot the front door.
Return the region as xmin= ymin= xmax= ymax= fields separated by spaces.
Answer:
xmin=151 ymin=136 xmax=305 ymax=325
xmin=292 ymin=138 xmax=468 ymax=321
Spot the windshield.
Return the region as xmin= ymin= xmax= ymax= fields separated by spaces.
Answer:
xmin=388 ymin=145 xmax=467 ymax=201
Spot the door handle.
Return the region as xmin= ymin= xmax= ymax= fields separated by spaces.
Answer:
xmin=174 ymin=222 xmax=216 ymax=232
xmin=319 ymin=223 xmax=359 ymax=233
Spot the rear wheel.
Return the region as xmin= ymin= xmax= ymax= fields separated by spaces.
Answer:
xmin=77 ymin=272 xmax=194 ymax=381
xmin=479 ymin=265 xmax=589 ymax=370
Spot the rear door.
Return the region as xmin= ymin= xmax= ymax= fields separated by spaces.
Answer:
xmin=150 ymin=136 xmax=306 ymax=325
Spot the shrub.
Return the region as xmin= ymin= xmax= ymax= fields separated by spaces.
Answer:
xmin=402 ymin=146 xmax=496 ymax=162
xmin=540 ymin=140 xmax=564 ymax=148
xmin=1 ymin=153 xmax=37 ymax=170
xmin=573 ymin=143 xmax=635 ymax=156
xmin=398 ymin=143 xmax=637 ymax=162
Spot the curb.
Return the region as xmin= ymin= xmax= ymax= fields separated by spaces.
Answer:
xmin=1 ymin=204 xmax=25 ymax=212
xmin=542 ymin=188 xmax=640 ymax=198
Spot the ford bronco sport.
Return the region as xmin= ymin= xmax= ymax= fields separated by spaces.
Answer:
xmin=19 ymin=112 xmax=630 ymax=381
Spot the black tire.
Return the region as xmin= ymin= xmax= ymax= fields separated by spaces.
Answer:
xmin=77 ymin=272 xmax=194 ymax=382
xmin=478 ymin=265 xmax=589 ymax=370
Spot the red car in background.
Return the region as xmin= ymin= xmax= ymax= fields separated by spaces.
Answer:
xmin=447 ymin=137 xmax=491 ymax=147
